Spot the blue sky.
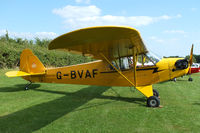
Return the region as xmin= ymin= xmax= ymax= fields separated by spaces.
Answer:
xmin=0 ymin=0 xmax=200 ymax=57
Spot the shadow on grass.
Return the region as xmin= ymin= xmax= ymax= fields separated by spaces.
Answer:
xmin=0 ymin=84 xmax=41 ymax=92
xmin=193 ymin=102 xmax=200 ymax=105
xmin=97 ymin=95 xmax=145 ymax=104
xmin=35 ymin=88 xmax=146 ymax=106
xmin=0 ymin=86 xmax=109 ymax=133
xmin=0 ymin=85 xmax=145 ymax=133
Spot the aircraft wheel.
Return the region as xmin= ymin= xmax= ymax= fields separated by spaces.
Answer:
xmin=153 ymin=89 xmax=159 ymax=97
xmin=147 ymin=96 xmax=160 ymax=107
xmin=188 ymin=77 xmax=193 ymax=82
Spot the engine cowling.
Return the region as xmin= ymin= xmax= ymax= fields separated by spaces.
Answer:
xmin=175 ymin=59 xmax=188 ymax=70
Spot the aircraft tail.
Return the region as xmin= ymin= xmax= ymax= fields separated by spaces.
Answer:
xmin=5 ymin=49 xmax=46 ymax=77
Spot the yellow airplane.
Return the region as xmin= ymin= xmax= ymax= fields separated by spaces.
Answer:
xmin=5 ymin=26 xmax=193 ymax=107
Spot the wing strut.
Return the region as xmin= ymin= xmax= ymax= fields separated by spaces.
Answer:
xmin=132 ymin=47 xmax=137 ymax=86
xmin=100 ymin=53 xmax=136 ymax=87
xmin=100 ymin=53 xmax=153 ymax=98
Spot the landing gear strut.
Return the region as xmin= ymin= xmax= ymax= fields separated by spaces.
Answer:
xmin=25 ymin=82 xmax=32 ymax=90
xmin=147 ymin=96 xmax=160 ymax=107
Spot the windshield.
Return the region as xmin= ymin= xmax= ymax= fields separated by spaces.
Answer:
xmin=146 ymin=51 xmax=161 ymax=64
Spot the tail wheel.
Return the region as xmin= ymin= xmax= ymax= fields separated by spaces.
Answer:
xmin=147 ymin=96 xmax=160 ymax=107
xmin=153 ymin=89 xmax=159 ymax=97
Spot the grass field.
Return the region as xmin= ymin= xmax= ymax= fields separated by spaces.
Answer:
xmin=0 ymin=69 xmax=200 ymax=133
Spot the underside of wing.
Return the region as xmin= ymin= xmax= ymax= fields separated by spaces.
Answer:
xmin=48 ymin=26 xmax=148 ymax=60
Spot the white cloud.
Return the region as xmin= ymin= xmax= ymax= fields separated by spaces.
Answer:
xmin=52 ymin=5 xmax=100 ymax=18
xmin=164 ymin=30 xmax=186 ymax=34
xmin=148 ymin=36 xmax=181 ymax=44
xmin=149 ymin=36 xmax=164 ymax=43
xmin=0 ymin=30 xmax=7 ymax=35
xmin=0 ymin=30 xmax=58 ymax=40
xmin=191 ymin=8 xmax=197 ymax=12
xmin=75 ymin=0 xmax=90 ymax=4
xmin=52 ymin=5 xmax=182 ymax=30
xmin=35 ymin=32 xmax=58 ymax=39
xmin=176 ymin=14 xmax=182 ymax=18
xmin=169 ymin=38 xmax=179 ymax=41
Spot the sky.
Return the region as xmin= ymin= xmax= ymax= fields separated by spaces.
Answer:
xmin=0 ymin=0 xmax=200 ymax=57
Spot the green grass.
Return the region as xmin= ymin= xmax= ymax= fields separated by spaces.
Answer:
xmin=0 ymin=69 xmax=200 ymax=133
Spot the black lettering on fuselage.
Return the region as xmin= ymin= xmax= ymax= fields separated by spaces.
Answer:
xmin=77 ymin=70 xmax=84 ymax=78
xmin=85 ymin=70 xmax=91 ymax=78
xmin=92 ymin=69 xmax=98 ymax=78
xmin=70 ymin=69 xmax=98 ymax=79
xmin=71 ymin=71 xmax=76 ymax=79
xmin=57 ymin=71 xmax=62 ymax=79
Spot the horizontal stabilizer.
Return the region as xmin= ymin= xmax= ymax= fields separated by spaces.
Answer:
xmin=5 ymin=71 xmax=45 ymax=77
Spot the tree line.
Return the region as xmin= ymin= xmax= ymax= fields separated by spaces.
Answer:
xmin=0 ymin=32 xmax=94 ymax=69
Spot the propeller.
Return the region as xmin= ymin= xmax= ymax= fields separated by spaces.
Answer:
xmin=188 ymin=44 xmax=194 ymax=81
xmin=189 ymin=44 xmax=194 ymax=67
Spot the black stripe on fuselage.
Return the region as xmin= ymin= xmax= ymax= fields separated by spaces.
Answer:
xmin=100 ymin=67 xmax=163 ymax=74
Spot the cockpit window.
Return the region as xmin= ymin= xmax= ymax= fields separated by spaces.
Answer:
xmin=110 ymin=57 xmax=131 ymax=70
xmin=109 ymin=52 xmax=160 ymax=70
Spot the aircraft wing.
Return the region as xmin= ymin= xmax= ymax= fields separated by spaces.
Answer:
xmin=48 ymin=26 xmax=148 ymax=60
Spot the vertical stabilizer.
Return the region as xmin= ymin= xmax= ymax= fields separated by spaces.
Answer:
xmin=5 ymin=49 xmax=46 ymax=77
xmin=20 ymin=49 xmax=45 ymax=74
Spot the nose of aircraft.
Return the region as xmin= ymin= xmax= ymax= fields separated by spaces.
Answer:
xmin=175 ymin=59 xmax=188 ymax=70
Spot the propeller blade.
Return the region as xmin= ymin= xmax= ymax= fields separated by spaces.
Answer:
xmin=189 ymin=44 xmax=194 ymax=66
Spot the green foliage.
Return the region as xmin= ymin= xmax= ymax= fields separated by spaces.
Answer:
xmin=164 ymin=56 xmax=182 ymax=58
xmin=5 ymin=30 xmax=9 ymax=41
xmin=185 ymin=55 xmax=197 ymax=63
xmin=165 ymin=55 xmax=200 ymax=63
xmin=193 ymin=54 xmax=200 ymax=63
xmin=35 ymin=37 xmax=51 ymax=48
xmin=0 ymin=34 xmax=93 ymax=68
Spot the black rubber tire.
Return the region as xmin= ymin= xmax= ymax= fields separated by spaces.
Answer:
xmin=153 ymin=89 xmax=159 ymax=97
xmin=147 ymin=96 xmax=160 ymax=107
xmin=188 ymin=77 xmax=193 ymax=82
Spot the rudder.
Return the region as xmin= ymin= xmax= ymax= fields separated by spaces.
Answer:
xmin=20 ymin=49 xmax=45 ymax=74
xmin=5 ymin=49 xmax=46 ymax=77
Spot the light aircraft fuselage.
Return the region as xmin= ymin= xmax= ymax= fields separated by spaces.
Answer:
xmin=23 ymin=58 xmax=189 ymax=87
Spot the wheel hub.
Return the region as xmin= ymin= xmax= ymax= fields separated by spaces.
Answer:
xmin=150 ymin=99 xmax=157 ymax=106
